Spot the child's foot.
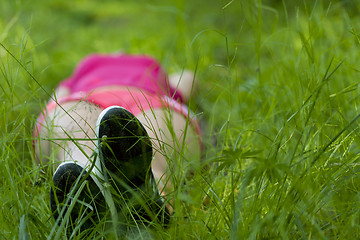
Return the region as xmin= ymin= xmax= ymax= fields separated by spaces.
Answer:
xmin=95 ymin=106 xmax=170 ymax=225
xmin=50 ymin=162 xmax=107 ymax=237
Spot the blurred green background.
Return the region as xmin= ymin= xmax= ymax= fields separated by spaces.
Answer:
xmin=1 ymin=0 xmax=238 ymax=90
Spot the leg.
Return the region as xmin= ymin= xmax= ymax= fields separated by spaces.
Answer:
xmin=136 ymin=108 xmax=201 ymax=209
xmin=35 ymin=101 xmax=102 ymax=172
xmin=95 ymin=106 xmax=170 ymax=225
xmin=141 ymin=70 xmax=201 ymax=206
xmin=35 ymin=101 xmax=108 ymax=237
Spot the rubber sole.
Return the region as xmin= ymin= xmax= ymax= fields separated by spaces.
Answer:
xmin=50 ymin=162 xmax=107 ymax=237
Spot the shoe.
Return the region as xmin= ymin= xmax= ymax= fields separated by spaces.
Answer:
xmin=95 ymin=106 xmax=170 ymax=225
xmin=50 ymin=162 xmax=107 ymax=237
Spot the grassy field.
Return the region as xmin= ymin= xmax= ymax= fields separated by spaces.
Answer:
xmin=1 ymin=0 xmax=360 ymax=239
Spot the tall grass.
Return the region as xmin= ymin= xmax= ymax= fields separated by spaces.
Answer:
xmin=1 ymin=0 xmax=360 ymax=238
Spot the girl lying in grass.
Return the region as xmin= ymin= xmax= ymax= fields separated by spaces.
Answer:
xmin=33 ymin=54 xmax=201 ymax=237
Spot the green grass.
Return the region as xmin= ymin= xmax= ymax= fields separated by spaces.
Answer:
xmin=2 ymin=0 xmax=360 ymax=238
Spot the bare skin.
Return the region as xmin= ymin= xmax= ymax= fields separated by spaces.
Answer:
xmin=35 ymin=71 xmax=201 ymax=208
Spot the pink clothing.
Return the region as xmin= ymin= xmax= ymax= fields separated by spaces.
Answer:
xmin=34 ymin=54 xmax=200 ymax=138
xmin=59 ymin=54 xmax=183 ymax=101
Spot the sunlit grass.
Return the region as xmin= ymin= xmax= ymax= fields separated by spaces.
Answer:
xmin=1 ymin=0 xmax=360 ymax=238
